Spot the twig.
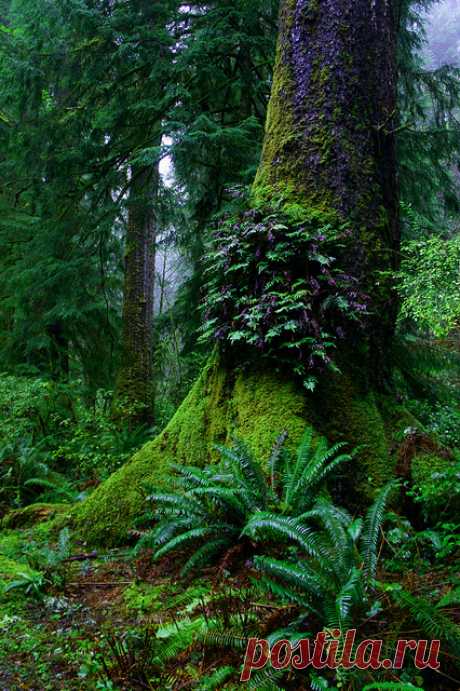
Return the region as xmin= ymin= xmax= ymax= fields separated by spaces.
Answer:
xmin=250 ymin=602 xmax=296 ymax=611
xmin=68 ymin=581 xmax=134 ymax=587
xmin=64 ymin=551 xmax=98 ymax=562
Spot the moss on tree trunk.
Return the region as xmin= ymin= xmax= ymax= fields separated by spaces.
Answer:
xmin=113 ymin=160 xmax=160 ymax=426
xmin=254 ymin=0 xmax=400 ymax=384
xmin=73 ymin=354 xmax=395 ymax=546
xmin=74 ymin=0 xmax=402 ymax=545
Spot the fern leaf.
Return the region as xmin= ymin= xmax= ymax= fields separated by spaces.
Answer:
xmin=154 ymin=524 xmax=237 ymax=560
xmin=243 ymin=513 xmax=322 ymax=559
xmin=361 ymin=480 xmax=399 ymax=583
xmin=181 ymin=539 xmax=229 ymax=576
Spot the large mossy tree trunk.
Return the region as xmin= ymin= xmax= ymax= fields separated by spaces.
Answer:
xmin=253 ymin=0 xmax=400 ymax=384
xmin=113 ymin=163 xmax=159 ymax=426
xmin=75 ymin=0 xmax=402 ymax=546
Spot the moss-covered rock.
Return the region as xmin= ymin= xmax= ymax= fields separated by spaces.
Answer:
xmin=1 ymin=503 xmax=68 ymax=530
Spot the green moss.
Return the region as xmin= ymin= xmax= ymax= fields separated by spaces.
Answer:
xmin=73 ymin=346 xmax=401 ymax=546
xmin=252 ymin=4 xmax=297 ymax=202
xmin=73 ymin=356 xmax=314 ymax=546
xmin=1 ymin=503 xmax=68 ymax=530
xmin=72 ymin=357 xmax=228 ymax=546
xmin=230 ymin=368 xmax=307 ymax=459
xmin=315 ymin=372 xmax=392 ymax=500
xmin=0 ymin=530 xmax=25 ymax=561
xmin=165 ymin=355 xmax=230 ymax=465
xmin=377 ymin=395 xmax=425 ymax=447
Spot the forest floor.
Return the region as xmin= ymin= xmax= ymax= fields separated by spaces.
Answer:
xmin=1 ymin=515 xmax=459 ymax=690
xmin=0 ymin=543 xmax=143 ymax=690
xmin=0 ymin=523 xmax=248 ymax=691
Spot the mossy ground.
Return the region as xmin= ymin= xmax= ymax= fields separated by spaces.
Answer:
xmin=1 ymin=502 xmax=68 ymax=530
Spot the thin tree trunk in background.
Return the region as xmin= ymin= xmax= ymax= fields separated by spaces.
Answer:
xmin=254 ymin=0 xmax=400 ymax=385
xmin=158 ymin=247 xmax=168 ymax=316
xmin=114 ymin=162 xmax=159 ymax=426
xmin=48 ymin=321 xmax=69 ymax=381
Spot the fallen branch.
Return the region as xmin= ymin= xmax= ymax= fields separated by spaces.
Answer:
xmin=68 ymin=581 xmax=134 ymax=587
xmin=64 ymin=551 xmax=99 ymax=563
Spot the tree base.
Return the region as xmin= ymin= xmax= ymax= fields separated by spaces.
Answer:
xmin=73 ymin=355 xmax=398 ymax=545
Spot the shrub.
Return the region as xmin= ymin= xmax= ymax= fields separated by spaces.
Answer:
xmin=0 ymin=374 xmax=151 ymax=512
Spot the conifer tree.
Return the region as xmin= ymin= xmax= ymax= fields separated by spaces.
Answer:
xmin=75 ymin=0 xmax=407 ymax=545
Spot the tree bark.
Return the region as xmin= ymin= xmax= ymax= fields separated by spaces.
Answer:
xmin=113 ymin=162 xmax=159 ymax=426
xmin=254 ymin=0 xmax=400 ymax=385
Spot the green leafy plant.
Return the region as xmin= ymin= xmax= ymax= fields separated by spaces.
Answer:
xmin=0 ymin=373 xmax=152 ymax=514
xmin=20 ymin=528 xmax=72 ymax=589
xmin=201 ymin=206 xmax=369 ymax=390
xmin=407 ymin=451 xmax=460 ymax=521
xmin=390 ymin=588 xmax=460 ymax=658
xmin=136 ymin=428 xmax=353 ymax=575
xmin=4 ymin=570 xmax=46 ymax=599
xmin=398 ymin=233 xmax=460 ymax=337
xmin=251 ymin=481 xmax=398 ymax=632
xmin=0 ymin=436 xmax=51 ymax=507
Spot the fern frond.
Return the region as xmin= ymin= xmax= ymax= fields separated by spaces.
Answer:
xmin=232 ymin=438 xmax=269 ymax=508
xmin=172 ymin=464 xmax=216 ymax=489
xmin=268 ymin=430 xmax=289 ymax=494
xmin=181 ymin=539 xmax=229 ymax=576
xmin=254 ymin=556 xmax=327 ymax=605
xmin=191 ymin=486 xmax=247 ymax=517
xmin=247 ymin=666 xmax=286 ymax=690
xmin=243 ymin=513 xmax=322 ymax=559
xmin=154 ymin=524 xmax=237 ymax=560
xmin=334 ymin=566 xmax=363 ymax=631
xmin=361 ymin=480 xmax=399 ymax=583
xmin=156 ymin=616 xmax=217 ymax=661
xmin=148 ymin=492 xmax=207 ymax=518
xmin=283 ymin=427 xmax=313 ymax=507
xmin=203 ymin=630 xmax=247 ymax=651
xmin=393 ymin=590 xmax=460 ymax=653
xmin=196 ymin=665 xmax=235 ymax=690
